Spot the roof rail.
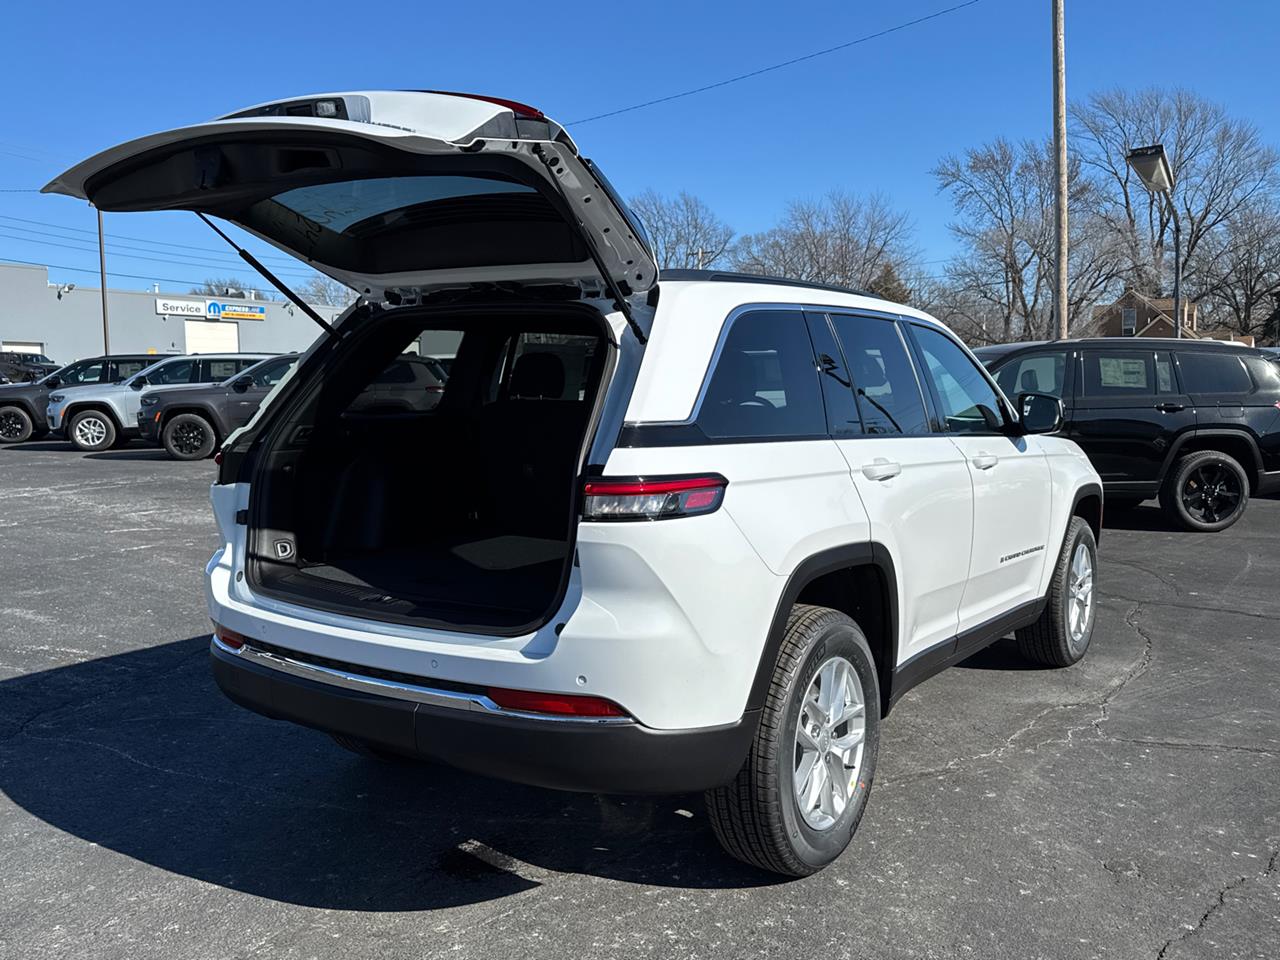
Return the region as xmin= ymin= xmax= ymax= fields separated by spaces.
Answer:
xmin=659 ymin=269 xmax=884 ymax=301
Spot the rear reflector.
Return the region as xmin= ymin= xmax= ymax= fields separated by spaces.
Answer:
xmin=212 ymin=622 xmax=246 ymax=650
xmin=582 ymin=475 xmax=727 ymax=521
xmin=486 ymin=686 xmax=627 ymax=718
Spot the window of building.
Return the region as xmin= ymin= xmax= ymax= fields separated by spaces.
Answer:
xmin=698 ymin=310 xmax=826 ymax=439
xmin=828 ymin=314 xmax=930 ymax=436
xmin=1121 ymin=307 xmax=1138 ymax=336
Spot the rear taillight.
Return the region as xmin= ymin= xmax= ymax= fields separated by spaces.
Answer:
xmin=486 ymin=686 xmax=627 ymax=718
xmin=582 ymin=475 xmax=727 ymax=521
xmin=212 ymin=622 xmax=246 ymax=650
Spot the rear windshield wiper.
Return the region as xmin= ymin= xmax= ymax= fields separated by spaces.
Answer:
xmin=196 ymin=213 xmax=339 ymax=340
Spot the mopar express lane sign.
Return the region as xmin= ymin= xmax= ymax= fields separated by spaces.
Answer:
xmin=206 ymin=300 xmax=266 ymax=321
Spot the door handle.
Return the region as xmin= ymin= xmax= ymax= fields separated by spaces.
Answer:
xmin=1155 ymin=402 xmax=1186 ymax=413
xmin=970 ymin=453 xmax=999 ymax=470
xmin=861 ymin=458 xmax=902 ymax=482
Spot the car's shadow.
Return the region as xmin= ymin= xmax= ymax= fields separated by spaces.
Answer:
xmin=0 ymin=440 xmax=158 ymax=457
xmin=0 ymin=637 xmax=779 ymax=911
xmin=1101 ymin=503 xmax=1186 ymax=532
xmin=85 ymin=449 xmax=193 ymax=462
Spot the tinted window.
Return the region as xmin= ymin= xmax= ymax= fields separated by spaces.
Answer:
xmin=507 ymin=332 xmax=598 ymax=401
xmin=1245 ymin=357 xmax=1280 ymax=393
xmin=806 ymin=314 xmax=861 ymax=437
xmin=1177 ymin=352 xmax=1253 ymax=395
xmin=829 ymin=314 xmax=929 ymax=436
xmin=912 ymin=325 xmax=1004 ymax=434
xmin=1082 ymin=352 xmax=1157 ymax=397
xmin=249 ymin=356 xmax=296 ymax=387
xmin=57 ymin=361 xmax=104 ymax=386
xmin=108 ymin=359 xmax=150 ymax=382
xmin=699 ymin=310 xmax=825 ymax=439
xmin=144 ymin=359 xmax=196 ymax=385
xmin=995 ymin=352 xmax=1067 ymax=399
xmin=202 ymin=359 xmax=240 ymax=383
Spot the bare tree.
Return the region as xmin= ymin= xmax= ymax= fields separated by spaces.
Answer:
xmin=189 ymin=277 xmax=278 ymax=300
xmin=934 ymin=138 xmax=1123 ymax=342
xmin=300 ymin=274 xmax=356 ymax=308
xmin=729 ymin=191 xmax=916 ymax=290
xmin=1071 ymin=88 xmax=1280 ymax=298
xmin=1195 ymin=203 xmax=1280 ymax=339
xmin=628 ymin=190 xmax=734 ymax=269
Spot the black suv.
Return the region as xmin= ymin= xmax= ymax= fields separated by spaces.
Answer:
xmin=0 ymin=351 xmax=60 ymax=384
xmin=0 ymin=353 xmax=156 ymax=444
xmin=140 ymin=354 xmax=300 ymax=459
xmin=976 ymin=339 xmax=1280 ymax=531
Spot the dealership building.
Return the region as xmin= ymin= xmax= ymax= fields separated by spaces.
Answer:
xmin=0 ymin=263 xmax=345 ymax=364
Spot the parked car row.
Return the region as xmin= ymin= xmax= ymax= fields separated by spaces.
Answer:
xmin=0 ymin=350 xmax=61 ymax=384
xmin=0 ymin=349 xmax=451 ymax=459
xmin=975 ymin=337 xmax=1280 ymax=533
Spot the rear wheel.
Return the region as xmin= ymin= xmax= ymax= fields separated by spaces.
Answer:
xmin=1016 ymin=516 xmax=1097 ymax=667
xmin=68 ymin=409 xmax=117 ymax=452
xmin=0 ymin=405 xmax=33 ymax=443
xmin=163 ymin=413 xmax=217 ymax=460
xmin=1160 ymin=450 xmax=1249 ymax=532
xmin=705 ymin=604 xmax=879 ymax=876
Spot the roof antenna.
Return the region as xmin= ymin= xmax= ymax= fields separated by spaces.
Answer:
xmin=195 ymin=213 xmax=339 ymax=340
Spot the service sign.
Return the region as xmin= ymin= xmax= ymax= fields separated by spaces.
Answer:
xmin=206 ymin=301 xmax=267 ymax=321
xmin=154 ymin=298 xmax=205 ymax=317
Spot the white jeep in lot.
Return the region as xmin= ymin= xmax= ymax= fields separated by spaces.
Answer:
xmin=48 ymin=91 xmax=1103 ymax=875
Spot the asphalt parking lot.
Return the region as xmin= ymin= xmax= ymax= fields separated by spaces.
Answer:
xmin=1 ymin=439 xmax=1277 ymax=960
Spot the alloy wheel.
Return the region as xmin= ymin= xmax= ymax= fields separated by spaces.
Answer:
xmin=794 ymin=656 xmax=866 ymax=831
xmin=173 ymin=421 xmax=207 ymax=456
xmin=1067 ymin=542 xmax=1094 ymax=647
xmin=74 ymin=415 xmax=108 ymax=448
xmin=1181 ymin=462 xmax=1243 ymax=525
xmin=0 ymin=410 xmax=25 ymax=441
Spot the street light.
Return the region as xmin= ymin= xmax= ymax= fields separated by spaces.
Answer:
xmin=1126 ymin=144 xmax=1183 ymax=338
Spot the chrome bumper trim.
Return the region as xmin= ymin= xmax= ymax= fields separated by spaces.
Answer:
xmin=210 ymin=635 xmax=634 ymax=725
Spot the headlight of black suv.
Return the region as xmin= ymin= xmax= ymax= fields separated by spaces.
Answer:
xmin=140 ymin=395 xmax=160 ymax=407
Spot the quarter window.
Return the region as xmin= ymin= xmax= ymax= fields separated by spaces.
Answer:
xmin=828 ymin=314 xmax=930 ymax=436
xmin=698 ymin=310 xmax=825 ymax=439
xmin=911 ymin=325 xmax=1005 ymax=434
xmin=1177 ymin=352 xmax=1253 ymax=395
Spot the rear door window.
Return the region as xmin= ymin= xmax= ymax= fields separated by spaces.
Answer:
xmin=828 ymin=314 xmax=930 ymax=436
xmin=108 ymin=359 xmax=150 ymax=382
xmin=1177 ymin=352 xmax=1254 ymax=396
xmin=697 ymin=310 xmax=825 ymax=439
xmin=1081 ymin=352 xmax=1157 ymax=398
xmin=201 ymin=359 xmax=241 ymax=383
xmin=994 ymin=351 xmax=1068 ymax=399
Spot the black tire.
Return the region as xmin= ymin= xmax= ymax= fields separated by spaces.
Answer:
xmin=1016 ymin=516 xmax=1097 ymax=667
xmin=1159 ymin=450 xmax=1250 ymax=532
xmin=705 ymin=604 xmax=880 ymax=877
xmin=162 ymin=412 xmax=217 ymax=460
xmin=329 ymin=733 xmax=404 ymax=761
xmin=0 ymin=404 xmax=34 ymax=443
xmin=67 ymin=409 xmax=117 ymax=452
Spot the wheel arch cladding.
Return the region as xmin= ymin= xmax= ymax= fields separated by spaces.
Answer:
xmin=1071 ymin=483 xmax=1103 ymax=542
xmin=748 ymin=543 xmax=899 ymax=719
xmin=1168 ymin=430 xmax=1263 ymax=493
xmin=68 ymin=402 xmax=124 ymax=431
xmin=165 ymin=406 xmax=223 ymax=441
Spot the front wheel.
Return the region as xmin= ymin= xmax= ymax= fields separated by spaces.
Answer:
xmin=162 ymin=413 xmax=217 ymax=460
xmin=1160 ymin=450 xmax=1249 ymax=532
xmin=0 ymin=405 xmax=33 ymax=443
xmin=68 ymin=409 xmax=117 ymax=452
xmin=1016 ymin=516 xmax=1097 ymax=667
xmin=705 ymin=604 xmax=880 ymax=876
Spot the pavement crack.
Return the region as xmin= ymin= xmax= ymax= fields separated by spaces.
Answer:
xmin=1100 ymin=735 xmax=1278 ymax=757
xmin=1155 ymin=848 xmax=1279 ymax=959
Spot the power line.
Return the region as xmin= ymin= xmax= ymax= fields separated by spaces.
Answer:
xmin=0 ymin=255 xmax=279 ymax=291
xmin=569 ymin=1 xmax=982 ymax=124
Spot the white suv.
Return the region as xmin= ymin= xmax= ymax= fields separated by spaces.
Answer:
xmin=49 ymin=91 xmax=1103 ymax=875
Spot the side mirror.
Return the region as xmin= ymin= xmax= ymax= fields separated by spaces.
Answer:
xmin=45 ymin=375 xmax=61 ymax=389
xmin=232 ymin=375 xmax=253 ymax=393
xmin=130 ymin=375 xmax=149 ymax=390
xmin=1018 ymin=392 xmax=1064 ymax=434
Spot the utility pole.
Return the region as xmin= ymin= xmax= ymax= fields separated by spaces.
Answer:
xmin=1052 ymin=0 xmax=1069 ymax=340
xmin=97 ymin=208 xmax=111 ymax=352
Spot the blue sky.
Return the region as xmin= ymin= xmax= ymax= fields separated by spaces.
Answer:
xmin=1 ymin=0 xmax=1276 ymax=294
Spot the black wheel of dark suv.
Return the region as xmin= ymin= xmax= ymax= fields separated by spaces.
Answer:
xmin=162 ymin=413 xmax=217 ymax=460
xmin=0 ymin=405 xmax=33 ymax=443
xmin=1160 ymin=450 xmax=1250 ymax=532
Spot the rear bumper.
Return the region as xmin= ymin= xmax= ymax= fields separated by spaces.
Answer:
xmin=210 ymin=639 xmax=756 ymax=795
